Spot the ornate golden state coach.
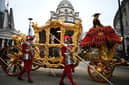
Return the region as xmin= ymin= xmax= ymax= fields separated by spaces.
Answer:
xmin=32 ymin=20 xmax=82 ymax=68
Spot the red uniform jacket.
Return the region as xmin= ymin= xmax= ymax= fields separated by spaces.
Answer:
xmin=22 ymin=41 xmax=33 ymax=71
xmin=22 ymin=41 xmax=33 ymax=60
xmin=61 ymin=45 xmax=73 ymax=65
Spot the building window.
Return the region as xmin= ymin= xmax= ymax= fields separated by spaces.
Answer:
xmin=58 ymin=10 xmax=61 ymax=14
xmin=126 ymin=20 xmax=128 ymax=26
xmin=68 ymin=17 xmax=74 ymax=22
xmin=123 ymin=8 xmax=126 ymax=16
xmin=65 ymin=16 xmax=68 ymax=22
xmin=0 ymin=12 xmax=4 ymax=28
xmin=0 ymin=38 xmax=2 ymax=47
xmin=70 ymin=11 xmax=73 ymax=14
xmin=65 ymin=9 xmax=68 ymax=14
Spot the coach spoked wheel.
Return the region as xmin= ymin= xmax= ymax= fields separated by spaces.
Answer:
xmin=2 ymin=46 xmax=23 ymax=76
xmin=0 ymin=56 xmax=10 ymax=73
xmin=5 ymin=58 xmax=23 ymax=76
xmin=88 ymin=61 xmax=114 ymax=82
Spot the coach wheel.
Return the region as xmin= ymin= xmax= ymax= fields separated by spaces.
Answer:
xmin=2 ymin=46 xmax=23 ymax=76
xmin=4 ymin=57 xmax=22 ymax=76
xmin=88 ymin=62 xmax=113 ymax=82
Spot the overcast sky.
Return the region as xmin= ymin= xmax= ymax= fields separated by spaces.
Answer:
xmin=9 ymin=0 xmax=120 ymax=34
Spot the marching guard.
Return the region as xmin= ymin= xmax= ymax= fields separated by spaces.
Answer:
xmin=59 ymin=35 xmax=78 ymax=85
xmin=17 ymin=35 xmax=34 ymax=83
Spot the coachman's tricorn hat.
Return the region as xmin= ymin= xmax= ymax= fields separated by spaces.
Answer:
xmin=92 ymin=13 xmax=101 ymax=17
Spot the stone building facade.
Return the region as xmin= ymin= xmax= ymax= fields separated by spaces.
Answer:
xmin=0 ymin=0 xmax=18 ymax=48
xmin=113 ymin=0 xmax=129 ymax=56
xmin=50 ymin=0 xmax=80 ymax=23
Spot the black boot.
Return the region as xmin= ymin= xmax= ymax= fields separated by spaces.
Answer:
xmin=28 ymin=80 xmax=34 ymax=83
xmin=59 ymin=82 xmax=65 ymax=85
xmin=17 ymin=77 xmax=24 ymax=81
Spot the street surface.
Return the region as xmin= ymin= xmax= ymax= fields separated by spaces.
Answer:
xmin=0 ymin=62 xmax=129 ymax=85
